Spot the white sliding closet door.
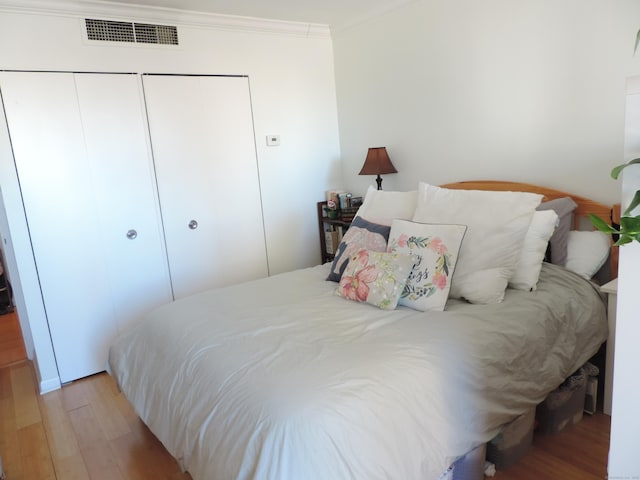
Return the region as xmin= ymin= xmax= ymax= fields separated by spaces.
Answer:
xmin=0 ymin=72 xmax=172 ymax=382
xmin=143 ymin=75 xmax=268 ymax=299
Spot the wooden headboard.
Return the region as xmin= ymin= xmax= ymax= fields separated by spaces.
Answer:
xmin=439 ymin=180 xmax=618 ymax=278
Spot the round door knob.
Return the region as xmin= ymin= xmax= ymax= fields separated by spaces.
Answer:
xmin=126 ymin=229 xmax=138 ymax=240
xmin=188 ymin=220 xmax=198 ymax=230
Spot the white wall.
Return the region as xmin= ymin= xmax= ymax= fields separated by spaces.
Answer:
xmin=333 ymin=0 xmax=640 ymax=203
xmin=0 ymin=2 xmax=342 ymax=390
xmin=608 ymin=76 xmax=640 ymax=478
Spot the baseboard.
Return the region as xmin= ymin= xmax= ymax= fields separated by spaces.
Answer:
xmin=30 ymin=354 xmax=61 ymax=394
xmin=39 ymin=375 xmax=61 ymax=394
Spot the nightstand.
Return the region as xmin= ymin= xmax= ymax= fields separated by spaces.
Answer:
xmin=600 ymin=278 xmax=617 ymax=416
xmin=317 ymin=201 xmax=351 ymax=264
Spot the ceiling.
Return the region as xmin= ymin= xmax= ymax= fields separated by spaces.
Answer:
xmin=100 ymin=0 xmax=415 ymax=29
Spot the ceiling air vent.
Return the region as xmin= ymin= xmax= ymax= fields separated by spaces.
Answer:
xmin=85 ymin=19 xmax=179 ymax=45
xmin=134 ymin=23 xmax=178 ymax=45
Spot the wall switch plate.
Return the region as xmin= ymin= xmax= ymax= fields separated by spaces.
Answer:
xmin=266 ymin=135 xmax=280 ymax=146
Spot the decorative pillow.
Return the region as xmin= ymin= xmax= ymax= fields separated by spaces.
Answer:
xmin=564 ymin=230 xmax=611 ymax=280
xmin=354 ymin=186 xmax=417 ymax=226
xmin=536 ymin=197 xmax=578 ymax=266
xmin=412 ymin=182 xmax=542 ymax=304
xmin=509 ymin=210 xmax=558 ymax=291
xmin=326 ymin=216 xmax=391 ymax=282
xmin=336 ymin=249 xmax=419 ymax=310
xmin=387 ymin=219 xmax=466 ymax=311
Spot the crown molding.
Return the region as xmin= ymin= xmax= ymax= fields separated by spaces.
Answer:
xmin=331 ymin=0 xmax=418 ymax=34
xmin=0 ymin=0 xmax=331 ymax=38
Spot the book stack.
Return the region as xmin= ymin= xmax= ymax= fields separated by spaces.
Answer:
xmin=325 ymin=189 xmax=343 ymax=206
xmin=325 ymin=189 xmax=363 ymax=221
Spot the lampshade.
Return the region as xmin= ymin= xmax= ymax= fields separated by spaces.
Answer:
xmin=358 ymin=147 xmax=397 ymax=190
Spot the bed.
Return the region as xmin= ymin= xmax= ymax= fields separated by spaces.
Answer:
xmin=108 ymin=181 xmax=613 ymax=480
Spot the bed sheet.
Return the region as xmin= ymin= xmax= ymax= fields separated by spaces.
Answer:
xmin=108 ymin=262 xmax=607 ymax=480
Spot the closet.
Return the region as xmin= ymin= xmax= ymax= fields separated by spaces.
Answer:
xmin=0 ymin=72 xmax=268 ymax=383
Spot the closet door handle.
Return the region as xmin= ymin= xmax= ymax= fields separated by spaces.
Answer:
xmin=126 ymin=229 xmax=138 ymax=240
xmin=188 ymin=220 xmax=198 ymax=230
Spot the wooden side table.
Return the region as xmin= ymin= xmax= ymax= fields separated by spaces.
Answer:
xmin=600 ymin=278 xmax=617 ymax=416
xmin=317 ymin=201 xmax=351 ymax=264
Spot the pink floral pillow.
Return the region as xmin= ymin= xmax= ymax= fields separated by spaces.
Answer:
xmin=336 ymin=249 xmax=418 ymax=310
xmin=387 ymin=220 xmax=466 ymax=311
xmin=327 ymin=216 xmax=391 ymax=282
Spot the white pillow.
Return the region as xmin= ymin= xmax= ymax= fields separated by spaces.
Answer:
xmin=387 ymin=220 xmax=467 ymax=311
xmin=355 ymin=186 xmax=417 ymax=226
xmin=509 ymin=210 xmax=558 ymax=291
xmin=412 ymin=182 xmax=542 ymax=304
xmin=564 ymin=230 xmax=611 ymax=280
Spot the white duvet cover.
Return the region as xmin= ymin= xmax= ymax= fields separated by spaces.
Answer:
xmin=109 ymin=262 xmax=607 ymax=480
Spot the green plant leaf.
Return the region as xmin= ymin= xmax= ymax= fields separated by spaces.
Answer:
xmin=616 ymin=234 xmax=634 ymax=246
xmin=623 ymin=190 xmax=640 ymax=216
xmin=589 ymin=213 xmax=617 ymax=233
xmin=611 ymin=157 xmax=640 ymax=179
xmin=620 ymin=215 xmax=640 ymax=235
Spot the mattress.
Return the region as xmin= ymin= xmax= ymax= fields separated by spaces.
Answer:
xmin=108 ymin=262 xmax=607 ymax=480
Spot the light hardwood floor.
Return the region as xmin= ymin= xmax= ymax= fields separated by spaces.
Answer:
xmin=0 ymin=361 xmax=191 ymax=479
xmin=0 ymin=311 xmax=27 ymax=368
xmin=0 ymin=360 xmax=610 ymax=480
xmin=493 ymin=412 xmax=610 ymax=480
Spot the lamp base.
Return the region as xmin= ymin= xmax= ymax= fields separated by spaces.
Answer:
xmin=376 ymin=175 xmax=383 ymax=190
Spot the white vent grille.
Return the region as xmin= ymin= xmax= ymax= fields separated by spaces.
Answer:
xmin=86 ymin=19 xmax=134 ymax=42
xmin=85 ymin=19 xmax=178 ymax=45
xmin=134 ymin=23 xmax=178 ymax=45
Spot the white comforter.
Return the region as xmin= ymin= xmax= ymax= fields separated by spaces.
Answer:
xmin=109 ymin=262 xmax=607 ymax=480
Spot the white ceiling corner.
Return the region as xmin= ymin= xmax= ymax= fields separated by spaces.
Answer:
xmin=0 ymin=0 xmax=419 ymax=37
xmin=95 ymin=0 xmax=418 ymax=30
xmin=1 ymin=0 xmax=419 ymax=33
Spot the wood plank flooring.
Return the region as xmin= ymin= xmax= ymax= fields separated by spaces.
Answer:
xmin=0 ymin=361 xmax=191 ymax=479
xmin=493 ymin=412 xmax=610 ymax=480
xmin=0 ymin=311 xmax=27 ymax=367
xmin=0 ymin=360 xmax=610 ymax=479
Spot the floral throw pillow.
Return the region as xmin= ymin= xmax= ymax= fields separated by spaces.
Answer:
xmin=387 ymin=220 xmax=467 ymax=311
xmin=336 ymin=249 xmax=419 ymax=310
xmin=326 ymin=216 xmax=391 ymax=282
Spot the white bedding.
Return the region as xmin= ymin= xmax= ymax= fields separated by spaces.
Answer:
xmin=109 ymin=262 xmax=607 ymax=480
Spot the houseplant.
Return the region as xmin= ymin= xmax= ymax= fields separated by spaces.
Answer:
xmin=590 ymin=158 xmax=640 ymax=245
xmin=327 ymin=199 xmax=339 ymax=219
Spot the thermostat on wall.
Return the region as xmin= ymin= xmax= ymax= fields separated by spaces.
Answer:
xmin=266 ymin=135 xmax=280 ymax=146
